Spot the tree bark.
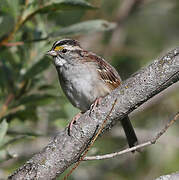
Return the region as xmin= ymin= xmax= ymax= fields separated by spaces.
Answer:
xmin=8 ymin=48 xmax=179 ymax=179
xmin=155 ymin=171 xmax=179 ymax=180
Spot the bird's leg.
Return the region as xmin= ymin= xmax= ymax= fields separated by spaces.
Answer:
xmin=90 ymin=97 xmax=102 ymax=115
xmin=68 ymin=112 xmax=82 ymax=136
xmin=68 ymin=97 xmax=102 ymax=135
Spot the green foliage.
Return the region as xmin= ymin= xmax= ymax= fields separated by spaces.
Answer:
xmin=22 ymin=57 xmax=51 ymax=80
xmin=49 ymin=20 xmax=116 ymax=37
xmin=0 ymin=120 xmax=8 ymax=146
xmin=0 ymin=0 xmax=116 ymax=171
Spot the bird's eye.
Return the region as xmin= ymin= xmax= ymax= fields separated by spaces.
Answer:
xmin=62 ymin=49 xmax=67 ymax=53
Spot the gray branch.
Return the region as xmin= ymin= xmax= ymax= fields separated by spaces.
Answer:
xmin=8 ymin=48 xmax=179 ymax=179
xmin=155 ymin=171 xmax=179 ymax=180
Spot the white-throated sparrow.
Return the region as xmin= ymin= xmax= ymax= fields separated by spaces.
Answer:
xmin=47 ymin=39 xmax=138 ymax=148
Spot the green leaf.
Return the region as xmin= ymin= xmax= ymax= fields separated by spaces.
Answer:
xmin=38 ymin=85 xmax=55 ymax=91
xmin=38 ymin=0 xmax=96 ymax=13
xmin=0 ymin=120 xmax=8 ymax=146
xmin=0 ymin=61 xmax=15 ymax=93
xmin=49 ymin=20 xmax=117 ymax=37
xmin=22 ymin=0 xmax=96 ymax=24
xmin=8 ymin=130 xmax=44 ymax=137
xmin=0 ymin=135 xmax=35 ymax=151
xmin=17 ymin=94 xmax=56 ymax=106
xmin=22 ymin=57 xmax=50 ymax=80
xmin=0 ymin=15 xmax=14 ymax=38
xmin=7 ymin=106 xmax=38 ymax=121
xmin=0 ymin=0 xmax=20 ymax=18
xmin=0 ymin=63 xmax=8 ymax=91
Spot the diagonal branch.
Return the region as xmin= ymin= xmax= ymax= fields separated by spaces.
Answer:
xmin=8 ymin=48 xmax=179 ymax=179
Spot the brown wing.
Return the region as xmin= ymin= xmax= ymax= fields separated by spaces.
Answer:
xmin=82 ymin=51 xmax=121 ymax=91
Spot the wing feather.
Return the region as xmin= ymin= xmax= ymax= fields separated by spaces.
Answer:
xmin=82 ymin=52 xmax=121 ymax=90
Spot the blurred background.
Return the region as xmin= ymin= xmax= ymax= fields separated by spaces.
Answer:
xmin=0 ymin=0 xmax=179 ymax=179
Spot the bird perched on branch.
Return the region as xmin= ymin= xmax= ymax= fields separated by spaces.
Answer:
xmin=47 ymin=39 xmax=138 ymax=148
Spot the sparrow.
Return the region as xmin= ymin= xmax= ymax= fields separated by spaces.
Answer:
xmin=47 ymin=39 xmax=138 ymax=148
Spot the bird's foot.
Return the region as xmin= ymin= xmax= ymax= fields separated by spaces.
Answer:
xmin=68 ymin=112 xmax=82 ymax=136
xmin=90 ymin=97 xmax=102 ymax=115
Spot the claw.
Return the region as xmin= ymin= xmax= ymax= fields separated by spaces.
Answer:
xmin=90 ymin=97 xmax=102 ymax=115
xmin=68 ymin=112 xmax=82 ymax=136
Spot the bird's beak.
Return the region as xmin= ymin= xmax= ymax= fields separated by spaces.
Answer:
xmin=46 ymin=50 xmax=57 ymax=57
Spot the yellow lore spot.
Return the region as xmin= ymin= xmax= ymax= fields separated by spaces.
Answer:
xmin=54 ymin=46 xmax=64 ymax=51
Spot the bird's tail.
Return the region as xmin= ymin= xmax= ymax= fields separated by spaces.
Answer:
xmin=120 ymin=116 xmax=138 ymax=149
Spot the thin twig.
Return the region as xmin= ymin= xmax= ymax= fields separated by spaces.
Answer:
xmin=62 ymin=98 xmax=118 ymax=180
xmin=109 ymin=0 xmax=146 ymax=50
xmin=0 ymin=80 xmax=27 ymax=120
xmin=151 ymin=112 xmax=179 ymax=143
xmin=0 ymin=16 xmax=23 ymax=47
xmin=116 ymin=0 xmax=144 ymax=25
xmin=0 ymin=1 xmax=34 ymax=47
xmin=1 ymin=36 xmax=49 ymax=47
xmin=2 ymin=42 xmax=24 ymax=47
xmin=0 ymin=0 xmax=30 ymax=47
xmin=0 ymin=94 xmax=14 ymax=119
xmin=84 ymin=112 xmax=179 ymax=161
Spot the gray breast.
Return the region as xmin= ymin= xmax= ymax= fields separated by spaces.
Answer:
xmin=56 ymin=63 xmax=109 ymax=112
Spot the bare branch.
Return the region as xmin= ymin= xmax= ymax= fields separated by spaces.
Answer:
xmin=155 ymin=171 xmax=179 ymax=180
xmin=84 ymin=112 xmax=179 ymax=161
xmin=8 ymin=48 xmax=179 ymax=179
xmin=110 ymin=0 xmax=146 ymax=48
xmin=116 ymin=0 xmax=145 ymax=25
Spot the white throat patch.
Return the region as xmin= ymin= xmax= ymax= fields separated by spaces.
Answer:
xmin=54 ymin=56 xmax=67 ymax=66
